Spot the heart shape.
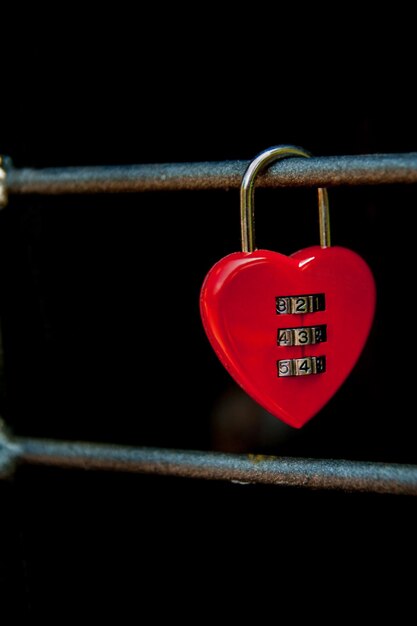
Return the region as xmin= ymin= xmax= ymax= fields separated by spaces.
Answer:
xmin=200 ymin=246 xmax=376 ymax=428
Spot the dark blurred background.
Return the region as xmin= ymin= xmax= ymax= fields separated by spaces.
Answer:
xmin=1 ymin=33 xmax=417 ymax=618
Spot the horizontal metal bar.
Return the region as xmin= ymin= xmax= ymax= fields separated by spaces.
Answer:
xmin=1 ymin=426 xmax=417 ymax=495
xmin=4 ymin=152 xmax=417 ymax=196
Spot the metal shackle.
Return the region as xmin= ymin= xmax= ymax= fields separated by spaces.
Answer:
xmin=240 ymin=145 xmax=331 ymax=253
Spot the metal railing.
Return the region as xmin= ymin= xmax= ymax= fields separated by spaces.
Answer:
xmin=1 ymin=423 xmax=417 ymax=495
xmin=1 ymin=152 xmax=417 ymax=496
xmin=0 ymin=153 xmax=417 ymax=198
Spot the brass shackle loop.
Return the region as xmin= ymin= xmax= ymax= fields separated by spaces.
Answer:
xmin=240 ymin=145 xmax=330 ymax=252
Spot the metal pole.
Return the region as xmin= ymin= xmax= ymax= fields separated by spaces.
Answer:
xmin=2 ymin=153 xmax=417 ymax=196
xmin=1 ymin=430 xmax=417 ymax=495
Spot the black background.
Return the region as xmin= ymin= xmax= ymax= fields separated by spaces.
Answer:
xmin=1 ymin=32 xmax=417 ymax=617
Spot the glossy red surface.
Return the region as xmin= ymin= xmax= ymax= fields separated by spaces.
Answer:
xmin=200 ymin=246 xmax=376 ymax=428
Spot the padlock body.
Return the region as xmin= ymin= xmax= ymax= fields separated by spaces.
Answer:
xmin=200 ymin=246 xmax=375 ymax=427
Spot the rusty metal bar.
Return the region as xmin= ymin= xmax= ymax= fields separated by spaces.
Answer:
xmin=3 ymin=152 xmax=417 ymax=196
xmin=1 ymin=429 xmax=417 ymax=495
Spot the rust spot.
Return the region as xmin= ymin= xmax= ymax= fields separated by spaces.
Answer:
xmin=248 ymin=453 xmax=277 ymax=464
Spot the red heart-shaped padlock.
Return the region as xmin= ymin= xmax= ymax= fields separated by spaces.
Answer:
xmin=200 ymin=245 xmax=375 ymax=428
xmin=200 ymin=146 xmax=376 ymax=428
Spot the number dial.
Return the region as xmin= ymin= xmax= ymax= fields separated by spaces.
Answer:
xmin=276 ymin=293 xmax=325 ymax=314
xmin=277 ymin=325 xmax=327 ymax=347
xmin=277 ymin=356 xmax=327 ymax=377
